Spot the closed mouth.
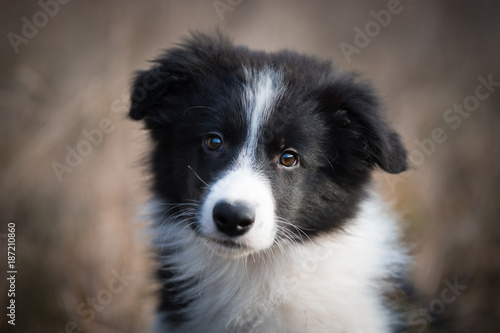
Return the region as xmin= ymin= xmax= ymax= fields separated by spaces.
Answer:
xmin=201 ymin=235 xmax=246 ymax=250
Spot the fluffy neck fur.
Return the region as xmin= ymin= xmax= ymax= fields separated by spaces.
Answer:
xmin=151 ymin=190 xmax=406 ymax=333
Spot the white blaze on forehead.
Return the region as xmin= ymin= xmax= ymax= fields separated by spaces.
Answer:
xmin=197 ymin=68 xmax=284 ymax=254
xmin=241 ymin=68 xmax=284 ymax=162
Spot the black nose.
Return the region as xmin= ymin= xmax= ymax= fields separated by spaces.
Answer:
xmin=213 ymin=201 xmax=255 ymax=237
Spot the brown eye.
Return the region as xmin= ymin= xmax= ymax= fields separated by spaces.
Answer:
xmin=204 ymin=134 xmax=223 ymax=152
xmin=279 ymin=151 xmax=299 ymax=167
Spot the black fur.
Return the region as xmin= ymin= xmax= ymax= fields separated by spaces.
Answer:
xmin=130 ymin=32 xmax=406 ymax=238
xmin=129 ymin=32 xmax=408 ymax=329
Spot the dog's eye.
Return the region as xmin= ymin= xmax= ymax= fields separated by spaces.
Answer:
xmin=279 ymin=151 xmax=299 ymax=168
xmin=204 ymin=134 xmax=223 ymax=152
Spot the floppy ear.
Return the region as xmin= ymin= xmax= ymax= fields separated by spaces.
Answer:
xmin=322 ymin=76 xmax=408 ymax=174
xmin=128 ymin=65 xmax=173 ymax=121
xmin=128 ymin=48 xmax=195 ymax=125
xmin=129 ymin=32 xmax=233 ymax=124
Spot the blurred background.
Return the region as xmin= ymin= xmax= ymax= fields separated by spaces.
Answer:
xmin=1 ymin=0 xmax=499 ymax=332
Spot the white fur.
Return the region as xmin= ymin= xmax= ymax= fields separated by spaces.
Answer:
xmin=197 ymin=68 xmax=283 ymax=254
xmin=242 ymin=67 xmax=283 ymax=155
xmin=198 ymin=166 xmax=276 ymax=254
xmin=152 ymin=191 xmax=407 ymax=333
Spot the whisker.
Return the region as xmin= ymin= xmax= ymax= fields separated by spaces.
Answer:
xmin=151 ymin=200 xmax=201 ymax=253
xmin=275 ymin=217 xmax=314 ymax=244
xmin=188 ymin=165 xmax=210 ymax=188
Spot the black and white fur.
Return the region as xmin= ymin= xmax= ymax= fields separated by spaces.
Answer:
xmin=129 ymin=32 xmax=408 ymax=333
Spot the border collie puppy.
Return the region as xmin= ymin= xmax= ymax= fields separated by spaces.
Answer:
xmin=129 ymin=32 xmax=408 ymax=333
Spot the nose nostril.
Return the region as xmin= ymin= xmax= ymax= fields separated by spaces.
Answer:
xmin=213 ymin=211 xmax=227 ymax=225
xmin=238 ymin=218 xmax=253 ymax=228
xmin=212 ymin=201 xmax=255 ymax=237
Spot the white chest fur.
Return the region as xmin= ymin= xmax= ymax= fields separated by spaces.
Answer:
xmin=153 ymin=193 xmax=406 ymax=333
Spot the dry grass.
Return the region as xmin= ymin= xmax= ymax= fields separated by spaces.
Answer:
xmin=1 ymin=1 xmax=499 ymax=332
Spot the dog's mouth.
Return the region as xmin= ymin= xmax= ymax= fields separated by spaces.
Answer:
xmin=190 ymin=223 xmax=245 ymax=250
xmin=202 ymin=236 xmax=245 ymax=249
xmin=195 ymin=232 xmax=255 ymax=257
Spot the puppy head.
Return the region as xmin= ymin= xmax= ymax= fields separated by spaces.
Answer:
xmin=129 ymin=33 xmax=407 ymax=257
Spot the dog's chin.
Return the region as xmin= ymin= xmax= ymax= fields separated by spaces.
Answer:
xmin=198 ymin=236 xmax=258 ymax=258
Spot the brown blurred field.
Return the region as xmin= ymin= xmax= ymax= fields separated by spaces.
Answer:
xmin=1 ymin=1 xmax=499 ymax=332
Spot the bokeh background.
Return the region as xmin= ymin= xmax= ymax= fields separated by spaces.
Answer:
xmin=1 ymin=0 xmax=499 ymax=332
